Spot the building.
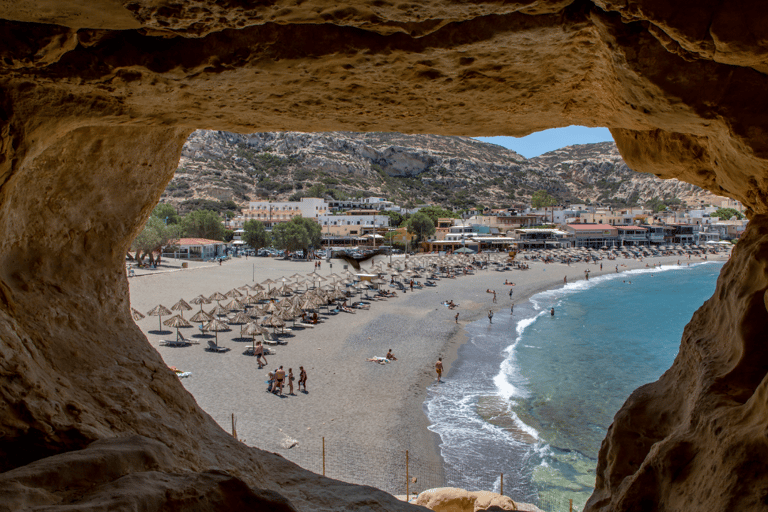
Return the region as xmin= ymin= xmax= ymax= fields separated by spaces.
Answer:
xmin=327 ymin=197 xmax=393 ymax=211
xmin=564 ymin=224 xmax=619 ymax=248
xmin=318 ymin=214 xmax=390 ymax=236
xmin=232 ymin=197 xmax=328 ymax=229
xmin=513 ymin=228 xmax=571 ymax=249
xmin=617 ymin=226 xmax=649 ymax=246
xmin=165 ymin=238 xmax=226 ymax=260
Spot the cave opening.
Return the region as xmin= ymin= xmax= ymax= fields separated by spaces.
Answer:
xmin=1 ymin=1 xmax=768 ymax=511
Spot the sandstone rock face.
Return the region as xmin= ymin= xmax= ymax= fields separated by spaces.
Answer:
xmin=413 ymin=487 xmax=524 ymax=511
xmin=1 ymin=1 xmax=768 ymax=511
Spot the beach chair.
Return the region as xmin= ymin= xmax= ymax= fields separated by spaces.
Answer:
xmin=205 ymin=340 xmax=228 ymax=352
xmin=262 ymin=332 xmax=280 ymax=345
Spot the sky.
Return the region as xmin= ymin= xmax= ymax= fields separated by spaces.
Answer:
xmin=474 ymin=126 xmax=614 ymax=159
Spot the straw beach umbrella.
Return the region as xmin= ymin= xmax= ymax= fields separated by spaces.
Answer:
xmin=208 ymin=291 xmax=227 ymax=305
xmin=131 ymin=308 xmax=145 ymax=321
xmin=225 ymin=288 xmax=243 ymax=298
xmin=242 ymin=320 xmax=268 ymax=352
xmin=202 ymin=318 xmax=229 ymax=347
xmin=190 ymin=309 xmax=212 ymax=324
xmin=189 ymin=294 xmax=211 ymax=312
xmin=223 ymin=298 xmax=243 ymax=312
xmin=146 ymin=304 xmax=172 ymax=332
xmin=229 ymin=311 xmax=250 ymax=325
xmin=164 ymin=314 xmax=191 ymax=342
xmin=171 ymin=299 xmax=192 ymax=319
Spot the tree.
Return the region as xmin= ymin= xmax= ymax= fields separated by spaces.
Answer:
xmin=130 ymin=216 xmax=179 ymax=264
xmin=181 ymin=209 xmax=226 ymax=240
xmin=418 ymin=205 xmax=458 ymax=225
xmin=272 ymin=221 xmax=310 ymax=253
xmin=406 ymin=212 xmax=436 ymax=244
xmin=711 ymin=207 xmax=744 ymax=220
xmin=152 ymin=203 xmax=181 ymax=225
xmin=223 ymin=229 xmax=234 ymax=242
xmin=382 ymin=210 xmax=404 ymax=228
xmin=243 ymin=219 xmax=271 ymax=249
xmin=271 ymin=217 xmax=322 ymax=254
xmin=531 ymin=190 xmax=557 ymax=209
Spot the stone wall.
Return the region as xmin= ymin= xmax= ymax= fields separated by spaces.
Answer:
xmin=1 ymin=1 xmax=767 ymax=510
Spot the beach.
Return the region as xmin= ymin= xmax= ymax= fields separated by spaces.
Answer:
xmin=128 ymin=250 xmax=729 ymax=496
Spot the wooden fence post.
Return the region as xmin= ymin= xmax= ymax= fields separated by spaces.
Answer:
xmin=322 ymin=437 xmax=326 ymax=476
xmin=406 ymin=450 xmax=410 ymax=500
xmin=569 ymin=498 xmax=573 ymax=512
xmin=500 ymin=473 xmax=503 ymax=496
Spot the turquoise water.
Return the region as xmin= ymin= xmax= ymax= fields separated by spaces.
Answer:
xmin=425 ymin=262 xmax=724 ymax=510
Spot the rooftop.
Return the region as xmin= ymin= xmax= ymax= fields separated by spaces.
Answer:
xmin=174 ymin=238 xmax=225 ymax=246
xmin=567 ymin=223 xmax=615 ymax=230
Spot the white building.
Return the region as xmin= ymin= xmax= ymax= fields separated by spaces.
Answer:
xmin=228 ymin=197 xmax=328 ymax=229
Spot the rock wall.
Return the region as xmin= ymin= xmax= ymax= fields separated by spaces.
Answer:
xmin=1 ymin=1 xmax=767 ymax=511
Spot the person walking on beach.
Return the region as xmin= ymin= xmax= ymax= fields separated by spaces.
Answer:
xmin=510 ymin=303 xmax=514 ymax=315
xmin=288 ymin=368 xmax=295 ymax=395
xmin=255 ymin=341 xmax=267 ymax=368
xmin=455 ymin=312 xmax=459 ymax=323
xmin=298 ymin=366 xmax=307 ymax=392
xmin=564 ymin=275 xmax=567 ymax=284
xmin=509 ymin=287 xmax=513 ymax=298
xmin=435 ymin=358 xmax=443 ymax=383
xmin=488 ymin=310 xmax=494 ymax=324
xmin=492 ymin=291 xmax=497 ymax=303
xmin=274 ymin=366 xmax=286 ymax=396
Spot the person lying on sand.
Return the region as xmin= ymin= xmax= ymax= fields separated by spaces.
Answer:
xmin=367 ymin=357 xmax=390 ymax=364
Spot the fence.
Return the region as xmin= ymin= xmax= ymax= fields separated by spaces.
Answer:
xmin=283 ymin=437 xmax=579 ymax=512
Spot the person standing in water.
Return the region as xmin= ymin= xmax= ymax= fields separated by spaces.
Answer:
xmin=488 ymin=310 xmax=494 ymax=324
xmin=435 ymin=358 xmax=443 ymax=383
xmin=551 ymin=307 xmax=555 ymax=316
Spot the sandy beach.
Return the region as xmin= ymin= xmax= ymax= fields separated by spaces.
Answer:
xmin=128 ymin=249 xmax=729 ymax=495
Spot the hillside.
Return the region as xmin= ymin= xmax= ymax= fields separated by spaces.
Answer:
xmin=163 ymin=131 xmax=719 ymax=211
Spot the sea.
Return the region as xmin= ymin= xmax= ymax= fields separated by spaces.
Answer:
xmin=424 ymin=261 xmax=724 ymax=511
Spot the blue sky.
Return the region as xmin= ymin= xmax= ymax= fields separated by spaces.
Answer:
xmin=475 ymin=126 xmax=614 ymax=159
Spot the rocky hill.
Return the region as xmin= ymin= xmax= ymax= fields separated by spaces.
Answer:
xmin=164 ymin=130 xmax=718 ymax=211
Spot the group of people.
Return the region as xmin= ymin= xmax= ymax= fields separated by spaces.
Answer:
xmin=367 ymin=349 xmax=398 ymax=365
xmin=267 ymin=365 xmax=308 ymax=396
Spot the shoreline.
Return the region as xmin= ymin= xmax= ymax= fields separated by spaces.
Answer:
xmin=128 ymin=250 xmax=730 ymax=498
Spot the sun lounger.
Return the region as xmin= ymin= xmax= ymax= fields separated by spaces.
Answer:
xmin=205 ymin=340 xmax=228 ymax=352
xmin=161 ymin=339 xmax=191 ymax=347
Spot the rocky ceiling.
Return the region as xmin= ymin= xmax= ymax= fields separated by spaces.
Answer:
xmin=0 ymin=1 xmax=767 ymax=511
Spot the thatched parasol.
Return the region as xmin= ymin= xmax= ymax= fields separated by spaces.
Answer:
xmin=163 ymin=314 xmax=191 ymax=342
xmin=225 ymin=288 xmax=243 ymax=298
xmin=202 ymin=318 xmax=229 ymax=347
xmin=241 ymin=321 xmax=268 ymax=351
xmin=146 ymin=304 xmax=172 ymax=332
xmin=171 ymin=298 xmax=192 ymax=319
xmin=190 ymin=309 xmax=212 ymax=324
xmin=210 ymin=304 xmax=229 ymax=317
xmin=229 ymin=311 xmax=251 ymax=325
xmin=189 ymin=294 xmax=211 ymax=312
xmin=208 ymin=291 xmax=227 ymax=304
xmin=223 ymin=298 xmax=243 ymax=311
xmin=131 ymin=308 xmax=145 ymax=321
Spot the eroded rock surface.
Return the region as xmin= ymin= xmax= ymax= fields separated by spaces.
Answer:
xmin=1 ymin=1 xmax=767 ymax=511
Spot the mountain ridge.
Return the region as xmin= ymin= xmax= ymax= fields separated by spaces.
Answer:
xmin=164 ymin=131 xmax=719 ymax=211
